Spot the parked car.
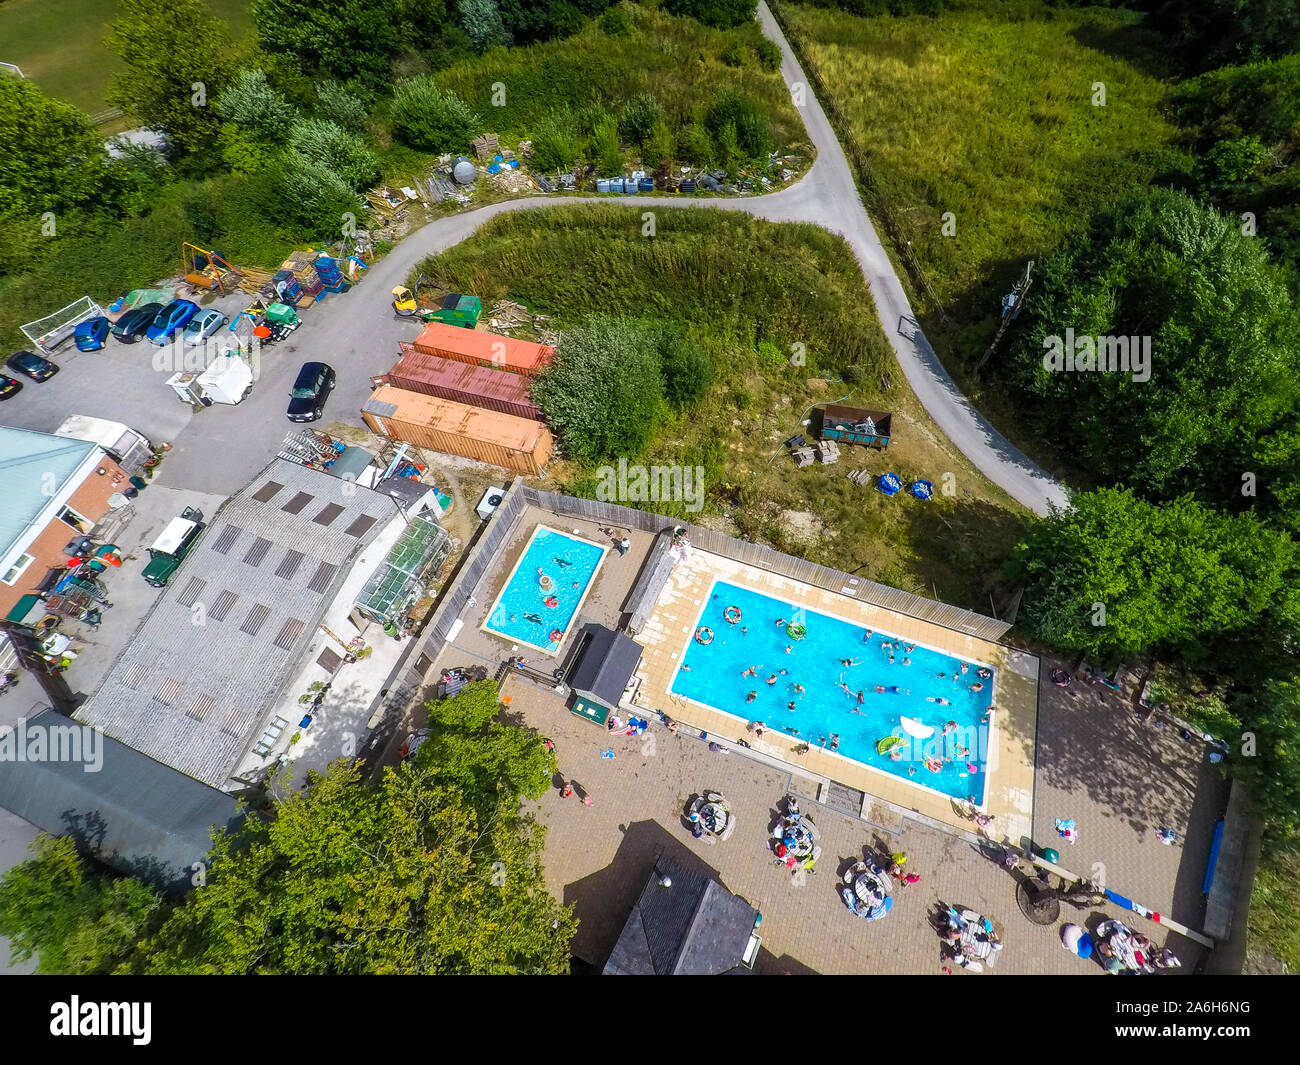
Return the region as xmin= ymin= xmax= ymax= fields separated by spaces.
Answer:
xmin=6 ymin=350 xmax=58 ymax=381
xmin=286 ymin=361 xmax=336 ymax=422
xmin=74 ymin=316 xmax=110 ymax=351
xmin=142 ymin=506 xmax=205 ymax=587
xmin=183 ymin=308 xmax=228 ymax=346
xmin=111 ymin=303 xmax=164 ymax=343
xmin=0 ymin=374 xmax=21 ymax=400
xmin=146 ymin=299 xmax=200 ymax=345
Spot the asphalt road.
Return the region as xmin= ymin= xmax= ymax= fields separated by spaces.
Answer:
xmin=3 ymin=2 xmax=1065 ymax=512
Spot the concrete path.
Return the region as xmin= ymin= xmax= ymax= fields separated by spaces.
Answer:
xmin=315 ymin=1 xmax=1068 ymax=515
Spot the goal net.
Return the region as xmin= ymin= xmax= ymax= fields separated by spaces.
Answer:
xmin=21 ymin=296 xmax=107 ymax=353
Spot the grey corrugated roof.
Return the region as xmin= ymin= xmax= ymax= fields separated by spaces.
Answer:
xmin=76 ymin=459 xmax=397 ymax=788
xmin=568 ymin=624 xmax=642 ymax=708
xmin=603 ymin=856 xmax=757 ymax=975
xmin=0 ymin=426 xmax=97 ymax=556
xmin=0 ymin=709 xmax=242 ymax=892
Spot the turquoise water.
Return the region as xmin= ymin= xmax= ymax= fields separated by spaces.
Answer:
xmin=672 ymin=580 xmax=993 ymax=803
xmin=484 ymin=528 xmax=606 ymax=650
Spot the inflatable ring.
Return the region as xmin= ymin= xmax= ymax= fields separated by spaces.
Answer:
xmin=724 ymin=605 xmax=742 ymax=624
xmin=786 ymin=622 xmax=806 ymax=641
xmin=876 ymin=735 xmax=905 ymax=756
xmin=544 ymin=596 xmax=559 ymax=608
xmin=924 ymin=757 xmax=943 ymax=773
xmin=695 ymin=626 xmax=714 ymax=645
xmin=548 ymin=629 xmax=563 ymax=643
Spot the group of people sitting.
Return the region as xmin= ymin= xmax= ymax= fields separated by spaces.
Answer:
xmin=1095 ymin=919 xmax=1181 ymax=974
xmin=941 ymin=907 xmax=1004 ymax=971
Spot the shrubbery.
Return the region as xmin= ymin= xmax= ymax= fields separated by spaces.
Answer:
xmin=216 ymin=69 xmax=297 ymax=143
xmin=663 ymin=0 xmax=757 ymax=30
xmin=705 ymin=90 xmax=774 ymax=158
xmin=314 ymin=81 xmax=369 ymax=132
xmin=390 ymin=76 xmax=482 ymax=152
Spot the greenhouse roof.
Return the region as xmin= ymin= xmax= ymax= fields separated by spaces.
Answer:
xmin=356 ymin=515 xmax=449 ymax=621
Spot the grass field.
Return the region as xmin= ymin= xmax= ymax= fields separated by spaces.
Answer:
xmin=413 ymin=206 xmax=1026 ymax=607
xmin=435 ymin=4 xmax=809 ymax=155
xmin=0 ymin=0 xmax=253 ymax=124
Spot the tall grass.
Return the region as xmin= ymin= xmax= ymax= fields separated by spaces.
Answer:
xmin=414 ymin=206 xmax=1026 ymax=607
xmin=433 ymin=4 xmax=808 ymax=154
xmin=778 ymin=1 xmax=1181 ymax=342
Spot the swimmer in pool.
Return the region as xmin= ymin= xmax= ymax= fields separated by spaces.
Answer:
xmin=766 ymin=674 xmax=778 ymax=685
xmin=959 ymin=662 xmax=969 ymax=674
xmin=841 ymin=658 xmax=861 ymax=668
xmin=837 ymin=681 xmax=853 ymax=696
xmin=977 ymin=667 xmax=991 ymax=679
xmin=785 ymin=645 xmax=793 ymax=654
xmin=874 ymin=686 xmax=885 ymax=694
xmin=857 ymin=690 xmax=866 ymax=704
xmin=886 ymin=686 xmax=908 ymax=695
xmin=746 ymin=691 xmax=757 ymax=703
xmin=928 ymin=697 xmax=952 ymax=706
xmin=902 ymin=658 xmax=911 ymax=666
xmin=553 ymin=557 xmax=572 ymax=567
xmin=787 ymin=702 xmax=797 ymax=711
xmin=792 ymin=683 xmax=806 ymax=695
xmin=743 ymin=666 xmax=758 ymax=677
xmin=969 ymin=683 xmax=984 ymax=692
xmin=778 ymin=668 xmax=789 ymax=675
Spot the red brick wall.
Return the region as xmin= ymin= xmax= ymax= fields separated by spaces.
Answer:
xmin=0 ymin=455 xmax=127 ymax=618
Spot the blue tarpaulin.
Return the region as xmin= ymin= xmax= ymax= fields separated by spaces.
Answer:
xmin=877 ymin=473 xmax=903 ymax=496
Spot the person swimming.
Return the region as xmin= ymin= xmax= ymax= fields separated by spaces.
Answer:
xmin=766 ymin=674 xmax=778 ymax=685
xmin=523 ymin=612 xmax=543 ymax=624
xmin=837 ymin=681 xmax=853 ymax=696
xmin=792 ymin=683 xmax=806 ymax=694
xmin=775 ymin=618 xmax=787 ymax=627
xmin=829 ymin=734 xmax=840 ymax=751
xmin=902 ymin=657 xmax=911 ymax=666
xmin=886 ymin=685 xmax=908 ymax=694
xmin=746 ymin=691 xmax=757 ymax=703
xmin=841 ymin=658 xmax=860 ymax=668
xmin=874 ymin=686 xmax=886 ymax=694
xmin=743 ymin=666 xmax=758 ymax=677
xmin=942 ymin=720 xmax=959 ymax=733
xmin=959 ymin=662 xmax=969 ymax=674
xmin=788 ymin=702 xmax=797 ymax=711
xmin=928 ymin=696 xmax=952 ymax=706
xmin=969 ymin=683 xmax=984 ymax=692
xmin=778 ymin=668 xmax=789 ymax=675
xmin=553 ymin=557 xmax=572 ymax=567
xmin=977 ymin=667 xmax=991 ymax=679
xmin=857 ymin=690 xmax=866 ymax=704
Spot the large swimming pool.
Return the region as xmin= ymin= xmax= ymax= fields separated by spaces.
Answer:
xmin=483 ymin=526 xmax=608 ymax=655
xmin=672 ymin=579 xmax=994 ymax=804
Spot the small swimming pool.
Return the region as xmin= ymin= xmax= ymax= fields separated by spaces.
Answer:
xmin=483 ymin=525 xmax=608 ymax=655
xmin=672 ymin=579 xmax=994 ymax=805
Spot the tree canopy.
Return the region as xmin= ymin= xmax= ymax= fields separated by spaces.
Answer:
xmin=1004 ymin=188 xmax=1300 ymax=510
xmin=1009 ymin=487 xmax=1298 ymax=664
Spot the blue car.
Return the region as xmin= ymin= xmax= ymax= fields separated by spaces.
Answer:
xmin=146 ymin=299 xmax=200 ymax=346
xmin=74 ymin=317 xmax=110 ymax=351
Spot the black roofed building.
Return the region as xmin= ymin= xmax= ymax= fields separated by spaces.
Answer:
xmin=603 ymin=856 xmax=760 ymax=975
xmin=0 ymin=709 xmax=242 ymax=893
xmin=566 ymin=623 xmax=643 ymax=726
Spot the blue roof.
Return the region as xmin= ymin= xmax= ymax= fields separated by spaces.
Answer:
xmin=0 ymin=427 xmax=97 ymax=554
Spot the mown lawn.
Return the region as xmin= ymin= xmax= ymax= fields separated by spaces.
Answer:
xmin=0 ymin=0 xmax=252 ymax=122
xmin=435 ymin=3 xmax=809 ymax=154
xmin=413 ymin=206 xmax=1026 ymax=608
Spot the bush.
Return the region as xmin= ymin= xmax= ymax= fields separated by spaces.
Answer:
xmin=266 ymin=148 xmax=361 ymax=235
xmin=618 ymin=93 xmax=665 ymax=147
xmin=676 ymin=123 xmax=713 ymax=166
xmin=531 ymin=315 xmax=666 ymax=462
xmin=591 ymin=114 xmax=623 ymax=175
xmin=1197 ymin=135 xmax=1269 ymax=196
xmin=600 ymin=4 xmax=633 ymax=36
xmin=461 ymin=0 xmax=512 ymax=53
xmin=721 ymin=41 xmax=749 ymax=67
xmin=705 ymin=89 xmax=773 ymax=158
xmin=530 ymin=109 xmax=581 ymax=171
xmin=663 ymin=0 xmax=757 ymax=30
xmin=658 ymin=324 xmax=713 ymax=406
xmin=390 ymin=77 xmax=483 ymax=152
xmin=288 ymin=118 xmax=380 ymax=189
xmin=314 ymin=80 xmax=369 ymax=132
xmin=644 ymin=119 xmax=675 ymax=168
xmin=216 ymin=69 xmax=297 ymax=143
xmin=755 ymin=38 xmax=782 ymax=72
xmin=756 ymin=339 xmax=785 ymax=369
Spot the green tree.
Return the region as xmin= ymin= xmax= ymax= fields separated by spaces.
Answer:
xmin=644 ymin=118 xmax=675 ymax=168
xmin=591 ymin=114 xmax=623 ymax=175
xmin=656 ymin=323 xmax=713 ymax=407
xmin=139 ymin=757 xmax=573 ymax=973
xmin=106 ymin=0 xmax=233 ymax=155
xmin=249 ymin=0 xmax=417 ymax=91
xmin=1229 ymin=678 xmax=1300 ymax=848
xmin=265 ymin=148 xmax=362 ymax=234
xmin=530 ymin=109 xmax=581 ymax=171
xmin=0 ymin=836 xmax=165 ymax=975
xmin=315 ymin=80 xmax=369 ymax=132
xmin=390 ymin=77 xmax=482 ymax=152
xmin=216 ymin=69 xmax=297 ymax=143
xmin=1005 ymin=188 xmax=1300 ymax=505
xmin=663 ymin=0 xmax=757 ymax=30
xmin=1150 ymin=0 xmax=1300 ymax=72
xmin=1009 ymin=488 xmax=1297 ymax=664
xmin=289 ymin=118 xmax=381 ymax=189
xmin=676 ymin=122 xmax=714 ymax=167
xmin=461 ymin=0 xmax=512 ymax=52
xmin=531 ymin=315 xmax=666 ymax=462
xmin=1197 ymin=135 xmax=1268 ymax=196
xmin=0 ymin=76 xmax=108 ymax=219
xmin=755 ymin=38 xmax=782 ymax=72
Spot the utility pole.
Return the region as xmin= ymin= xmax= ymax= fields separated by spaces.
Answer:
xmin=974 ymin=261 xmax=1033 ymax=378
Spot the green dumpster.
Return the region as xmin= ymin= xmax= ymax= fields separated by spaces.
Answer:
xmin=570 ymin=696 xmax=612 ymax=726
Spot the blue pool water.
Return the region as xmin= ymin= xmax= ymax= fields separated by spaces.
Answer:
xmin=484 ymin=527 xmax=607 ymax=651
xmin=672 ymin=580 xmax=994 ymax=803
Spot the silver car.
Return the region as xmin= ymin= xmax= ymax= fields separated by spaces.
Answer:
xmin=183 ymin=308 xmax=228 ymax=346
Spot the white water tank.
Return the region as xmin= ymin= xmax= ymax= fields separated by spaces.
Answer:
xmin=452 ymin=157 xmax=476 ymax=184
xmin=476 ymin=486 xmax=506 ymax=522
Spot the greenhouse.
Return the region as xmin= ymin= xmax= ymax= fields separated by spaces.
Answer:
xmin=354 ymin=515 xmax=451 ymax=624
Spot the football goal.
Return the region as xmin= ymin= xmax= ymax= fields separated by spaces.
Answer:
xmin=20 ymin=296 xmax=107 ymax=354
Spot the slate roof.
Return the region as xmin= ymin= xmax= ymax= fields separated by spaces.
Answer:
xmin=0 ymin=426 xmax=97 ymax=555
xmin=603 ymin=856 xmax=758 ymax=975
xmin=76 ymin=459 xmax=397 ymax=788
xmin=0 ymin=709 xmax=242 ymax=892
xmin=568 ymin=624 xmax=643 ymax=708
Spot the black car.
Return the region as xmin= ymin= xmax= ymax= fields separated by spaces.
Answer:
xmin=110 ymin=302 xmax=164 ymax=343
xmin=287 ymin=361 xmax=336 ymax=422
xmin=0 ymin=374 xmax=22 ymax=400
xmin=7 ymin=351 xmax=58 ymax=381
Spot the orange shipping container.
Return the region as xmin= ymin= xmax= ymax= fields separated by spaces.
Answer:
xmin=412 ymin=321 xmax=555 ymax=376
xmin=387 ymin=343 xmax=544 ymax=421
xmin=362 ymin=384 xmax=553 ymax=475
